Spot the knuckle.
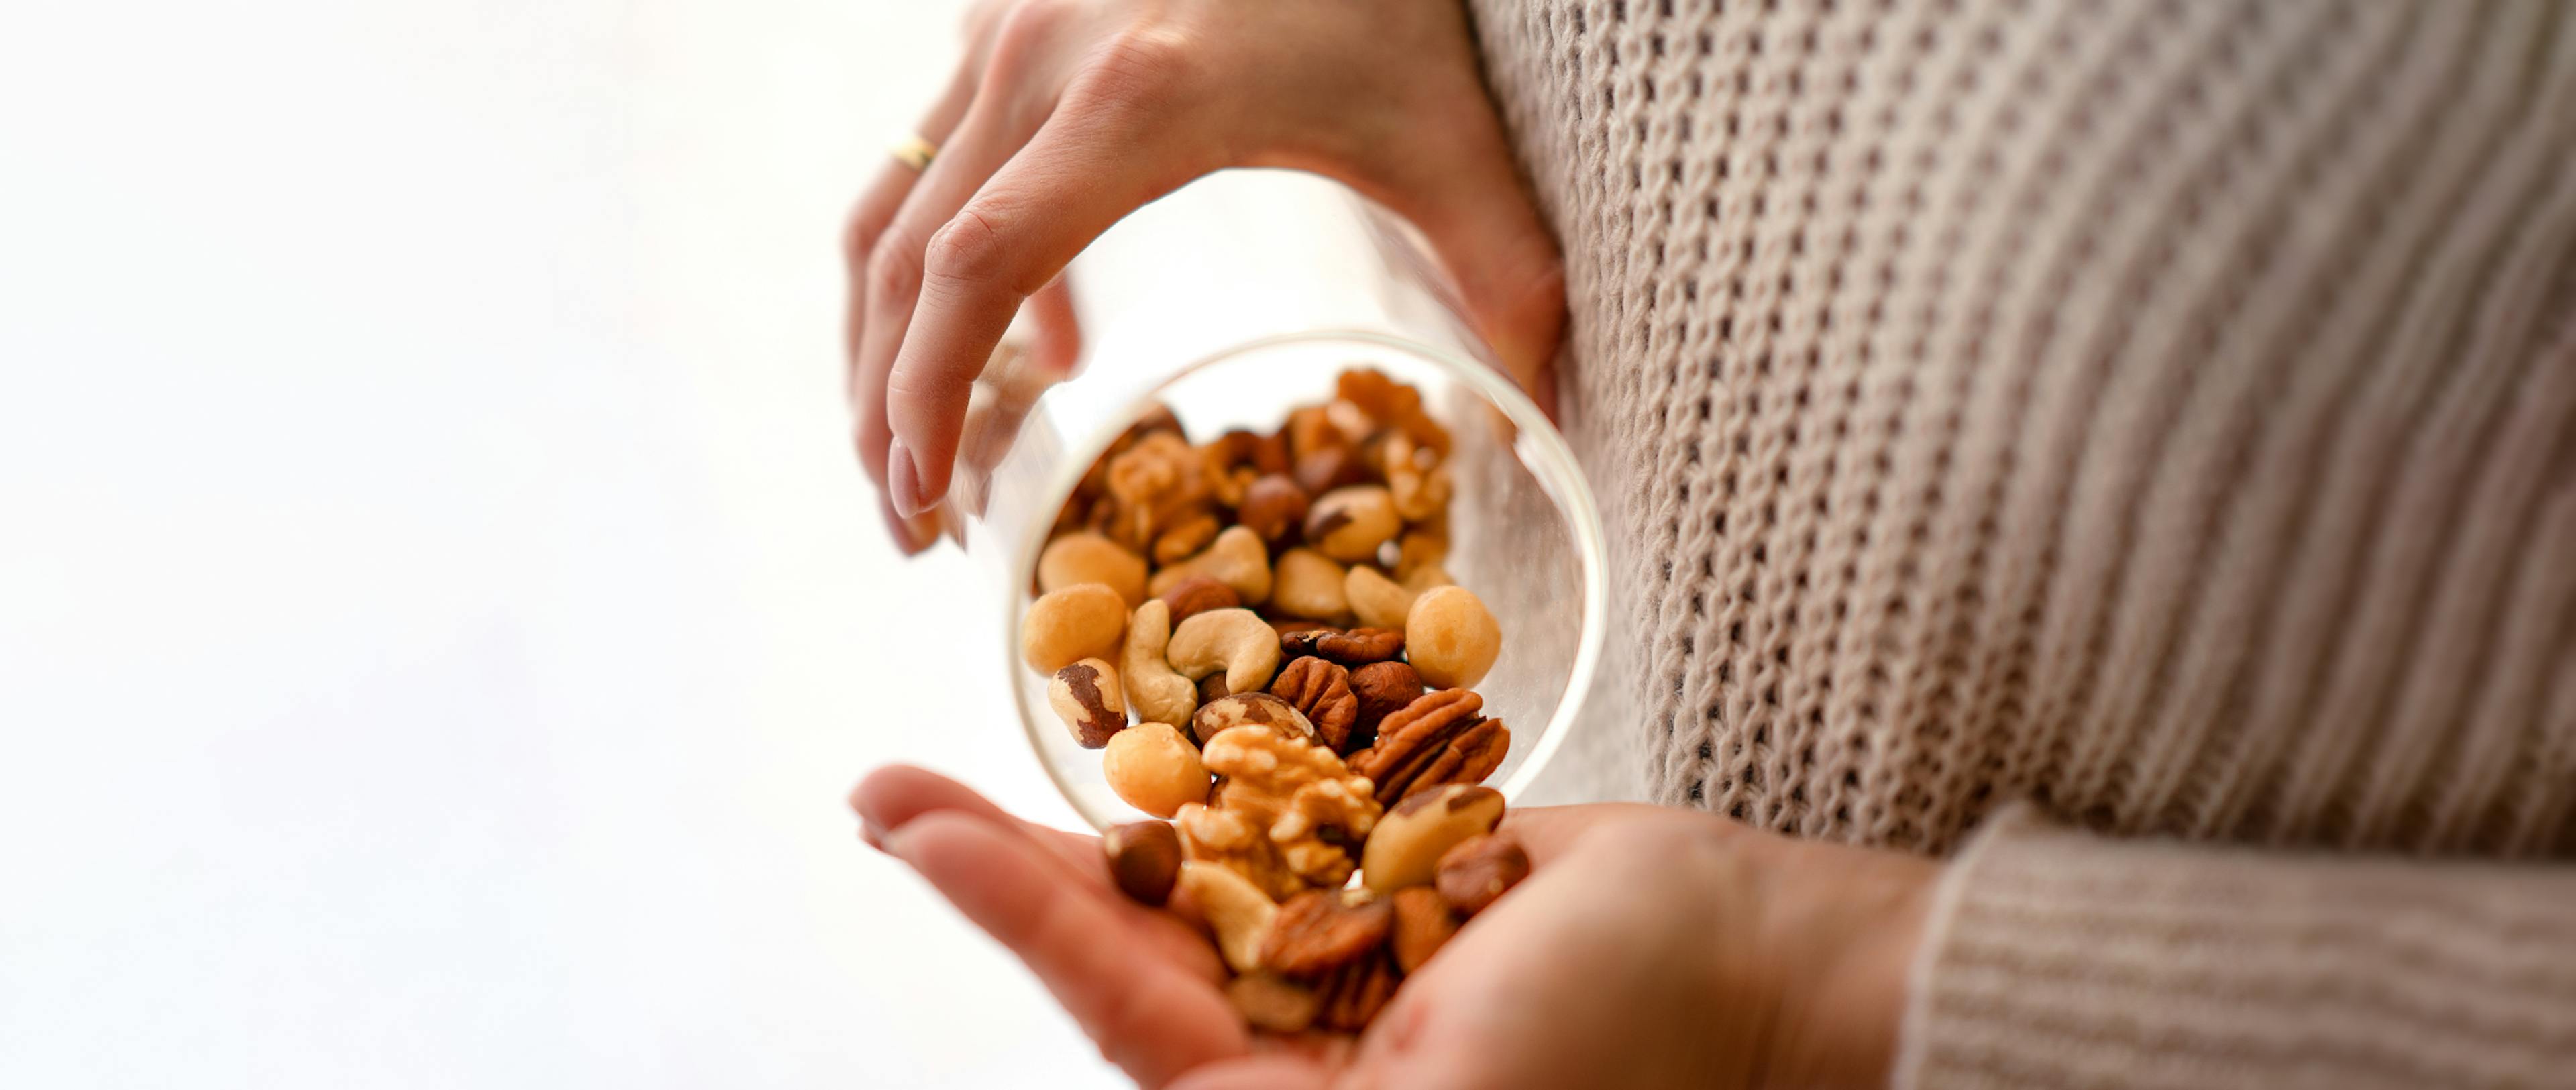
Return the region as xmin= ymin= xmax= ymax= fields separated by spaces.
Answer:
xmin=841 ymin=211 xmax=880 ymax=266
xmin=1075 ymin=27 xmax=1202 ymax=123
xmin=922 ymin=208 xmax=1016 ymax=292
xmin=864 ymin=235 xmax=923 ymax=302
xmin=985 ymin=0 xmax=1077 ymax=73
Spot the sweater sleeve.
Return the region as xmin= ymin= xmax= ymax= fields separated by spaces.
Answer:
xmin=1896 ymin=805 xmax=2576 ymax=1089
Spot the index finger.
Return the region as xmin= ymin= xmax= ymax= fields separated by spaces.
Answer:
xmin=883 ymin=81 xmax=1212 ymax=516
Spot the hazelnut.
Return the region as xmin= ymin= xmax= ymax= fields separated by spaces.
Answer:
xmin=1102 ymin=722 xmax=1210 ymax=818
xmin=1304 ymin=486 xmax=1402 ymax=563
xmin=1346 ymin=661 xmax=1424 ymax=746
xmin=1197 ymin=671 xmax=1230 ymax=704
xmin=1360 ymin=784 xmax=1504 ymax=895
xmin=1158 ymin=574 xmax=1242 ymax=624
xmin=1148 ymin=525 xmax=1273 ymax=606
xmin=1021 ymin=583 xmax=1128 ymax=673
xmin=1270 ymin=547 xmax=1352 ymax=623
xmin=1167 ymin=608 xmax=1283 ymax=697
xmin=1292 ymin=446 xmax=1368 ymax=496
xmin=1103 ymin=820 xmax=1182 ymax=906
xmin=1178 ymin=861 xmax=1277 ymax=973
xmin=1404 ymin=585 xmax=1501 ymax=689
xmin=1389 ymin=886 xmax=1458 ymax=973
xmin=1235 ymin=474 xmax=1310 ymax=544
xmin=1344 ymin=565 xmax=1417 ymax=630
xmin=1047 ymin=657 xmax=1126 ymax=748
xmin=1433 ymin=834 xmax=1529 ymax=916
xmin=1038 ymin=532 xmax=1148 ymax=607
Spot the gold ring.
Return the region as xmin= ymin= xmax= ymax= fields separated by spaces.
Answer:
xmin=890 ymin=134 xmax=937 ymax=172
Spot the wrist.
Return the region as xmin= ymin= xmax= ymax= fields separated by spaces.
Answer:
xmin=1760 ymin=838 xmax=1939 ymax=1088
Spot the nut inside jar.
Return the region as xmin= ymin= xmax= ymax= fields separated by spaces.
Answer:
xmin=1020 ymin=366 xmax=1528 ymax=1036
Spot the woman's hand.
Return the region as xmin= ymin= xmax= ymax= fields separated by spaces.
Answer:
xmin=853 ymin=766 xmax=1935 ymax=1089
xmin=847 ymin=0 xmax=1566 ymax=551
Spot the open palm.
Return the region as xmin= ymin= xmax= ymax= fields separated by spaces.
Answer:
xmin=853 ymin=767 xmax=1929 ymax=1089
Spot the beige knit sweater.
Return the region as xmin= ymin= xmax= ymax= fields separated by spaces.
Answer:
xmin=1462 ymin=1 xmax=2576 ymax=1085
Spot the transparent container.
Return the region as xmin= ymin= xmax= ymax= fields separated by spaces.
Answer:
xmin=935 ymin=327 xmax=1607 ymax=832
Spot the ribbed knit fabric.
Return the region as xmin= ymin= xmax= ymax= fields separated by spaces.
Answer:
xmin=1462 ymin=0 xmax=2576 ymax=1083
xmin=1906 ymin=806 xmax=2576 ymax=1088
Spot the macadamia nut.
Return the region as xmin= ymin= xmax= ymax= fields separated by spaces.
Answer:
xmin=1022 ymin=583 xmax=1128 ymax=673
xmin=1403 ymin=585 xmax=1500 ymax=689
xmin=1038 ymin=532 xmax=1148 ymax=606
xmin=1102 ymin=722 xmax=1208 ymax=818
xmin=1270 ymin=547 xmax=1351 ymax=623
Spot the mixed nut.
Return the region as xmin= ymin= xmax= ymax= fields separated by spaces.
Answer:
xmin=1018 ymin=368 xmax=1528 ymax=1032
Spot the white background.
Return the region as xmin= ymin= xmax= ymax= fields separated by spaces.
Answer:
xmin=1 ymin=2 xmax=1627 ymax=1087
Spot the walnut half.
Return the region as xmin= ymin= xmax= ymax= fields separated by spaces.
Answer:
xmin=1180 ymin=726 xmax=1385 ymax=897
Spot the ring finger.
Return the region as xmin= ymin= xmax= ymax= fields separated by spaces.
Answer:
xmin=845 ymin=42 xmax=988 ymax=487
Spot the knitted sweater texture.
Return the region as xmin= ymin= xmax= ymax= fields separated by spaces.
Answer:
xmin=1464 ymin=1 xmax=2576 ymax=1084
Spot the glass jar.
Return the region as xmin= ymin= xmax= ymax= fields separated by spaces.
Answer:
xmin=933 ymin=326 xmax=1605 ymax=832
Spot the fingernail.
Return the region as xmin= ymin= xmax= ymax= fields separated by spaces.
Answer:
xmin=887 ymin=441 xmax=924 ymax=518
xmin=859 ymin=816 xmax=888 ymax=853
xmin=877 ymin=823 xmax=924 ymax=865
xmin=879 ymin=494 xmax=934 ymax=556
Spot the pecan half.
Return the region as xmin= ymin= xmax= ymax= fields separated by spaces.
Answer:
xmin=1434 ymin=834 xmax=1529 ymax=916
xmin=1347 ymin=690 xmax=1510 ymax=804
xmin=1269 ymin=658 xmax=1360 ymax=752
xmin=1259 ymin=889 xmax=1393 ymax=979
xmin=1345 ymin=661 xmax=1424 ymax=751
xmin=1278 ymin=626 xmax=1405 ymax=666
xmin=1389 ymin=886 xmax=1458 ymax=973
xmin=1318 ymin=950 xmax=1401 ymax=1032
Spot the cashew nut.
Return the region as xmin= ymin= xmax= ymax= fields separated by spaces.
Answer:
xmin=1120 ymin=598 xmax=1199 ymax=730
xmin=1147 ymin=525 xmax=1273 ymax=606
xmin=1344 ymin=565 xmax=1417 ymax=629
xmin=1166 ymin=607 xmax=1283 ymax=696
xmin=1179 ymin=860 xmax=1278 ymax=973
